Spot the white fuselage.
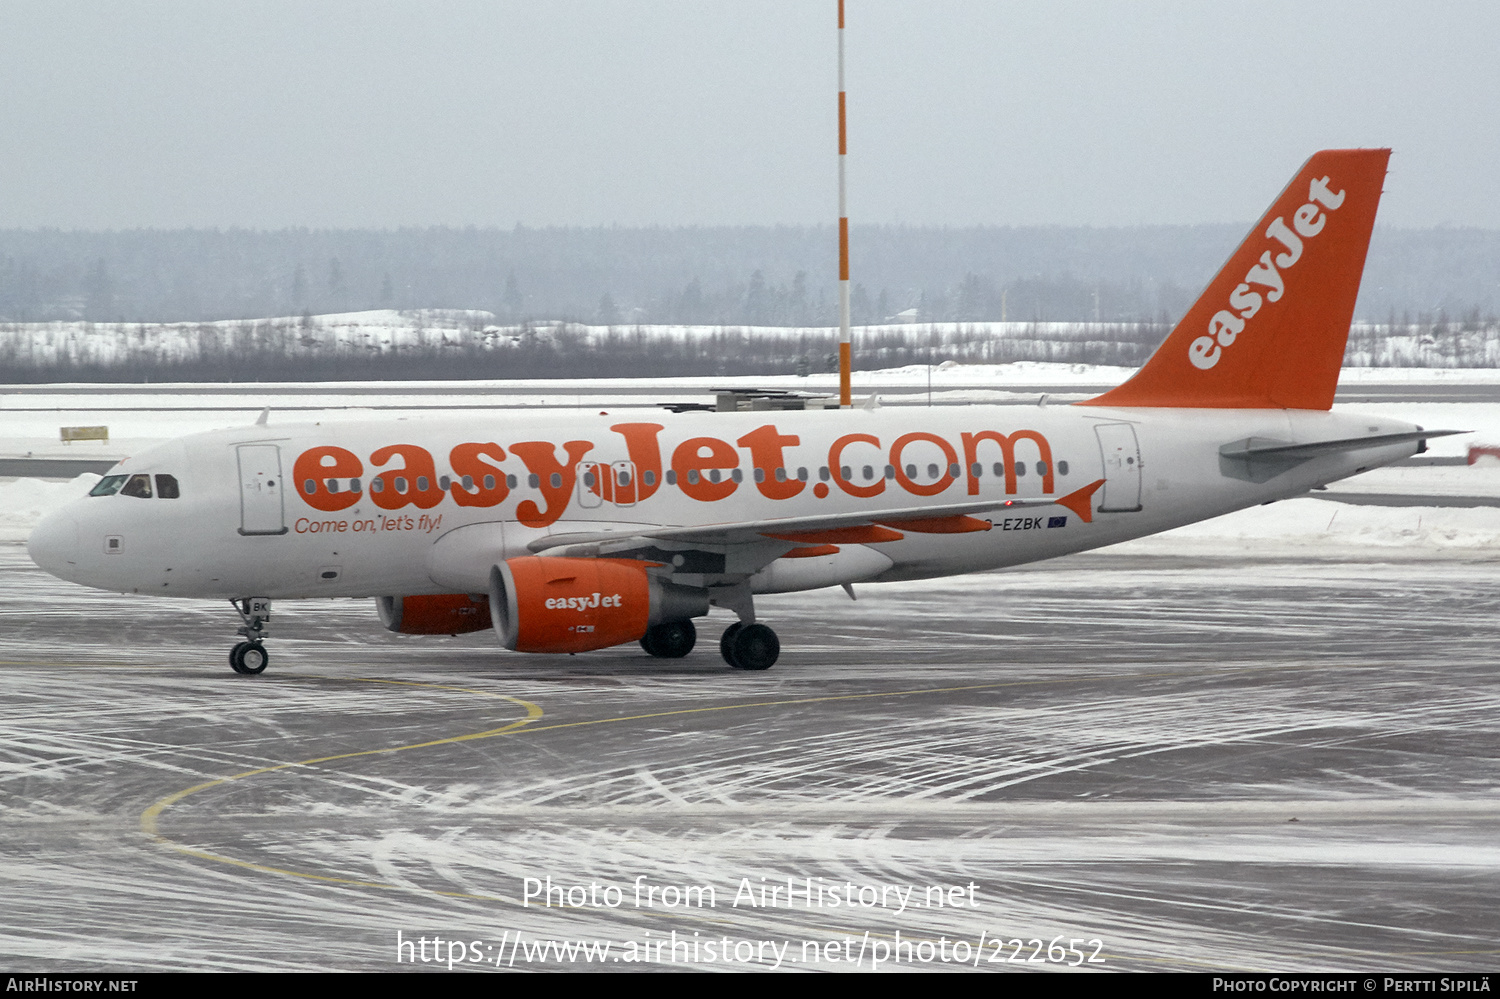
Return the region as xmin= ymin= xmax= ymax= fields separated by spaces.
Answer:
xmin=27 ymin=403 xmax=1419 ymax=601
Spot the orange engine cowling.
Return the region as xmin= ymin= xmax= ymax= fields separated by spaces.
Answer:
xmin=377 ymin=593 xmax=493 ymax=635
xmin=489 ymin=557 xmax=708 ymax=654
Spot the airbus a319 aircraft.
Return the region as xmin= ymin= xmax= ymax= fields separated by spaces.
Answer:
xmin=28 ymin=149 xmax=1451 ymax=675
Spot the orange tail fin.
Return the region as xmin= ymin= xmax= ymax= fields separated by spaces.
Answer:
xmin=1082 ymin=149 xmax=1390 ymax=410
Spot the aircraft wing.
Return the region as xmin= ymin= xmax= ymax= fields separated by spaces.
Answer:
xmin=527 ymin=478 xmax=1105 ymax=554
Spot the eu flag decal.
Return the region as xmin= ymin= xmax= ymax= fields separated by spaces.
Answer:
xmin=1047 ymin=516 xmax=1067 ymax=528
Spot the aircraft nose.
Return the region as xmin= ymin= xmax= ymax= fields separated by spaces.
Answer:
xmin=27 ymin=509 xmax=79 ymax=578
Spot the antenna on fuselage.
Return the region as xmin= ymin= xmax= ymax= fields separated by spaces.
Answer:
xmin=836 ymin=0 xmax=852 ymax=408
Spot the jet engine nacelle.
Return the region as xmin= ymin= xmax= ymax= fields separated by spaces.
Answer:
xmin=489 ymin=557 xmax=708 ymax=653
xmin=376 ymin=593 xmax=493 ymax=635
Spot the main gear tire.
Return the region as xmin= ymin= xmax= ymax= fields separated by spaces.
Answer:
xmin=726 ymin=623 xmax=778 ymax=671
xmin=641 ymin=619 xmax=696 ymax=659
xmin=719 ymin=622 xmax=743 ymax=666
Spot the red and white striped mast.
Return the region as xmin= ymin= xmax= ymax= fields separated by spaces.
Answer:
xmin=836 ymin=0 xmax=852 ymax=407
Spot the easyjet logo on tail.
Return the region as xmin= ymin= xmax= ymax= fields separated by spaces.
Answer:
xmin=1189 ymin=175 xmax=1345 ymax=370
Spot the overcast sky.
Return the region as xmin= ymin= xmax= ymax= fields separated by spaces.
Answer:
xmin=2 ymin=1 xmax=1497 ymax=229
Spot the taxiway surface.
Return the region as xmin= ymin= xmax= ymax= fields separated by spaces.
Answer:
xmin=2 ymin=545 xmax=1497 ymax=972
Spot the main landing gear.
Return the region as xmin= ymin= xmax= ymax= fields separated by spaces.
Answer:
xmin=639 ymin=618 xmax=780 ymax=669
xmin=706 ymin=583 xmax=779 ymax=670
xmin=718 ymin=622 xmax=780 ymax=671
xmin=228 ymin=597 xmax=272 ymax=675
xmin=640 ymin=619 xmax=697 ymax=659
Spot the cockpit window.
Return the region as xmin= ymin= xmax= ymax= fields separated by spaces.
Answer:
xmin=155 ymin=474 xmax=180 ymax=499
xmin=89 ymin=475 xmax=127 ymax=497
xmin=119 ymin=474 xmax=153 ymax=499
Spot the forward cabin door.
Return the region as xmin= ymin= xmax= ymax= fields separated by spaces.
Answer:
xmin=237 ymin=444 xmax=288 ymax=535
xmin=1094 ymin=424 xmax=1143 ymax=513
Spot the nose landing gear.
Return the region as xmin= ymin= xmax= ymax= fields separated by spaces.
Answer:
xmin=229 ymin=597 xmax=272 ymax=675
xmin=230 ymin=640 xmax=268 ymax=675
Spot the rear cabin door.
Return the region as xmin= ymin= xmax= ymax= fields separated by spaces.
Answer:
xmin=1094 ymin=424 xmax=1143 ymax=513
xmin=237 ymin=444 xmax=288 ymax=535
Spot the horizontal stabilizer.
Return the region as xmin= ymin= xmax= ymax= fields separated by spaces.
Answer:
xmin=1218 ymin=429 xmax=1462 ymax=483
xmin=1219 ymin=429 xmax=1463 ymax=461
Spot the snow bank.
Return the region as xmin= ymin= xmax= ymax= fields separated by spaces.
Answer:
xmin=0 ymin=475 xmax=100 ymax=544
xmin=1116 ymin=496 xmax=1500 ymax=557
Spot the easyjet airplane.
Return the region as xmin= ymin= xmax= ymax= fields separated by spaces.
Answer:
xmin=27 ymin=149 xmax=1452 ymax=674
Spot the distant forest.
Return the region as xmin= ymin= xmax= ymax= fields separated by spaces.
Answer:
xmin=4 ymin=313 xmax=1497 ymax=383
xmin=1 ymin=225 xmax=1497 ymax=327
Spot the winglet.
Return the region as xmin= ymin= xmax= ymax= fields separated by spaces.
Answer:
xmin=1055 ymin=479 xmax=1105 ymax=523
xmin=1081 ymin=149 xmax=1390 ymax=410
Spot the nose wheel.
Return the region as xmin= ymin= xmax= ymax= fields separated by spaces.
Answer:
xmin=230 ymin=641 xmax=269 ymax=675
xmin=228 ymin=597 xmax=273 ymax=675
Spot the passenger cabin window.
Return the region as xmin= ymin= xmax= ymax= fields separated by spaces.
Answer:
xmin=119 ymin=474 xmax=153 ymax=499
xmin=90 ymin=475 xmax=127 ymax=497
xmin=154 ymin=474 xmax=180 ymax=499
